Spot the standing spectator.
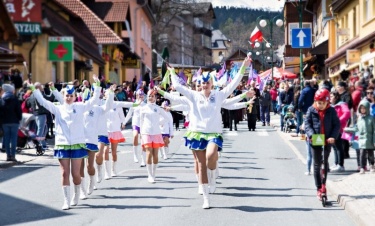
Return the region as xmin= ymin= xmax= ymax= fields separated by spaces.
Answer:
xmin=337 ymin=81 xmax=353 ymax=159
xmin=249 ymin=81 xmax=260 ymax=121
xmin=0 ymin=84 xmax=22 ymax=161
xmin=270 ymin=85 xmax=278 ymax=114
xmin=125 ymin=84 xmax=134 ymax=102
xmin=246 ymin=88 xmax=258 ymax=131
xmin=351 ymin=81 xmax=363 ymax=123
xmin=115 ymin=86 xmax=127 ymax=101
xmin=26 ymin=82 xmax=54 ymax=149
xmin=298 ymin=80 xmax=315 ymax=114
xmin=259 ymin=84 xmax=272 ymax=126
xmin=292 ymin=86 xmax=302 ymax=137
xmin=11 ymin=69 xmax=23 ymax=92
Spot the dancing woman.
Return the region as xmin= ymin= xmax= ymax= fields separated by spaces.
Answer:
xmin=32 ymin=79 xmax=100 ymax=210
xmin=164 ymin=57 xmax=251 ymax=208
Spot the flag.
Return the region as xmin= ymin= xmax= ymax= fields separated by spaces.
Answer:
xmin=218 ymin=70 xmax=228 ymax=86
xmin=160 ymin=70 xmax=170 ymax=90
xmin=258 ymin=74 xmax=270 ymax=91
xmin=192 ymin=67 xmax=202 ymax=83
xmin=178 ymin=71 xmax=187 ymax=85
xmin=249 ymin=26 xmax=263 ymax=47
xmin=136 ymin=75 xmax=143 ymax=91
xmin=247 ymin=63 xmax=253 ymax=85
xmin=228 ymin=63 xmax=238 ymax=83
xmin=216 ymin=63 xmax=226 ymax=80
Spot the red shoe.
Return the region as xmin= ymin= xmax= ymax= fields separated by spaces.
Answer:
xmin=317 ymin=189 xmax=322 ymax=201
xmin=321 ymin=184 xmax=326 ymax=193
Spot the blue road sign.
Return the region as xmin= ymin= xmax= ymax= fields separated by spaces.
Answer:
xmin=291 ymin=28 xmax=312 ymax=48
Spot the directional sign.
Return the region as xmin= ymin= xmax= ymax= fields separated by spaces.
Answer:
xmin=291 ymin=28 xmax=312 ymax=48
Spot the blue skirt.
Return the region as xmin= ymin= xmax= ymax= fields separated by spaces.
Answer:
xmin=86 ymin=143 xmax=99 ymax=152
xmin=184 ymin=131 xmax=223 ymax=152
xmin=54 ymin=148 xmax=88 ymax=159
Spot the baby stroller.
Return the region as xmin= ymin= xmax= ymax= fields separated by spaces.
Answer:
xmin=17 ymin=113 xmax=45 ymax=155
xmin=282 ymin=105 xmax=297 ymax=133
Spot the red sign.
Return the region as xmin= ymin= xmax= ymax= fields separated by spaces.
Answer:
xmin=4 ymin=0 xmax=42 ymax=22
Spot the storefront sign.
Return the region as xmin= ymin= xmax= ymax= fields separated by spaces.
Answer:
xmin=14 ymin=22 xmax=41 ymax=35
xmin=123 ymin=57 xmax=139 ymax=68
xmin=347 ymin=49 xmax=360 ymax=64
xmin=4 ymin=0 xmax=42 ymax=22
xmin=48 ymin=37 xmax=74 ymax=62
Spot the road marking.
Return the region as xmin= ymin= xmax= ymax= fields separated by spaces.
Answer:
xmin=277 ymin=130 xmax=307 ymax=164
xmin=224 ymin=132 xmax=238 ymax=136
xmin=257 ymin=131 xmax=269 ymax=136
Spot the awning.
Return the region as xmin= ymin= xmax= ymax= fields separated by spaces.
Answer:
xmin=311 ymin=40 xmax=328 ymax=55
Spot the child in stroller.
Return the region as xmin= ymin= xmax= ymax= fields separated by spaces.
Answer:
xmin=283 ymin=105 xmax=297 ymax=133
xmin=17 ymin=113 xmax=45 ymax=155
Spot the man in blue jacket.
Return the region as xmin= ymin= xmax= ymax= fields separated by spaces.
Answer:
xmin=298 ymin=80 xmax=315 ymax=114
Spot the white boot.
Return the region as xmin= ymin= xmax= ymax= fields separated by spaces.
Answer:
xmin=196 ymin=174 xmax=203 ymax=195
xmin=147 ymin=164 xmax=155 ymax=183
xmin=152 ymin=164 xmax=157 ymax=182
xmin=207 ymin=169 xmax=216 ymax=194
xmin=79 ymin=177 xmax=87 ymax=200
xmin=104 ymin=160 xmax=111 ymax=180
xmin=162 ymin=148 xmax=168 ymax=160
xmin=62 ymin=186 xmax=70 ymax=210
xmin=140 ymin=151 xmax=146 ymax=167
xmin=87 ymin=175 xmax=95 ymax=195
xmin=96 ymin=163 xmax=103 ymax=183
xmin=216 ymin=161 xmax=219 ymax=179
xmin=201 ymin=184 xmax=210 ymax=209
xmin=70 ymin=184 xmax=80 ymax=206
xmin=160 ymin=147 xmax=164 ymax=158
xmin=133 ymin=146 xmax=139 ymax=163
xmin=111 ymin=161 xmax=117 ymax=177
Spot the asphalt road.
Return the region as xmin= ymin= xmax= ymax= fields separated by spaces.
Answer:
xmin=0 ymin=121 xmax=355 ymax=226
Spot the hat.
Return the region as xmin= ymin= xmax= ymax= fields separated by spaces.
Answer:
xmin=337 ymin=81 xmax=347 ymax=88
xmin=65 ymin=85 xmax=75 ymax=94
xmin=2 ymin=84 xmax=15 ymax=93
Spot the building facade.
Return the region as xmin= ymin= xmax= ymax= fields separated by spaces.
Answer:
xmin=211 ymin=29 xmax=231 ymax=64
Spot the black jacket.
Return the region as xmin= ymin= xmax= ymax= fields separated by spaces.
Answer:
xmin=339 ymin=91 xmax=353 ymax=109
xmin=0 ymin=94 xmax=22 ymax=125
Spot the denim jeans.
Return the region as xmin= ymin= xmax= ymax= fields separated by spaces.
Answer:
xmin=271 ymin=100 xmax=277 ymax=113
xmin=35 ymin=114 xmax=47 ymax=147
xmin=305 ymin=140 xmax=312 ymax=172
xmin=260 ymin=105 xmax=270 ymax=124
xmin=2 ymin=124 xmax=19 ymax=157
xmin=295 ymin=110 xmax=303 ymax=135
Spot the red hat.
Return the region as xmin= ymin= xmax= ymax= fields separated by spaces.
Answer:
xmin=314 ymin=89 xmax=330 ymax=102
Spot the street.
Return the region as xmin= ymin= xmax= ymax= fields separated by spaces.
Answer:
xmin=0 ymin=120 xmax=354 ymax=226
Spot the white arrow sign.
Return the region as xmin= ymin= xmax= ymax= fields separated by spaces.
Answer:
xmin=297 ymin=30 xmax=306 ymax=47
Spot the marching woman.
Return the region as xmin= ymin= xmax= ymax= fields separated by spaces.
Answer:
xmin=123 ymin=89 xmax=147 ymax=166
xmin=164 ymin=57 xmax=251 ymax=208
xmin=80 ymin=84 xmax=115 ymax=198
xmin=31 ymin=78 xmax=100 ymax=210
xmin=140 ymin=90 xmax=172 ymax=183
xmin=159 ymin=100 xmax=174 ymax=160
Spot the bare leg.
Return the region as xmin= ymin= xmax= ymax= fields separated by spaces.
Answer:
xmin=59 ymin=159 xmax=71 ymax=186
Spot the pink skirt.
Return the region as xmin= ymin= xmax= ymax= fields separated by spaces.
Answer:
xmin=141 ymin=134 xmax=164 ymax=149
xmin=108 ymin=131 xmax=125 ymax=143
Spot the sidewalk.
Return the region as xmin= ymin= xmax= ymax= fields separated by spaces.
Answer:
xmin=271 ymin=113 xmax=375 ymax=226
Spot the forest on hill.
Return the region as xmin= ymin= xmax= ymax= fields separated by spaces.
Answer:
xmin=213 ymin=6 xmax=285 ymax=52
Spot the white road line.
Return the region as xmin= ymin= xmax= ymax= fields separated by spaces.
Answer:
xmin=277 ymin=130 xmax=307 ymax=165
xmin=257 ymin=131 xmax=269 ymax=136
xmin=225 ymin=132 xmax=238 ymax=136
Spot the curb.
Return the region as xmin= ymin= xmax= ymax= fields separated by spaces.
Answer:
xmin=327 ymin=179 xmax=375 ymax=226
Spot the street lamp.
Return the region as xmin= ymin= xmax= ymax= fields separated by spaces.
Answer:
xmin=256 ymin=15 xmax=284 ymax=84
xmin=254 ymin=40 xmax=271 ymax=71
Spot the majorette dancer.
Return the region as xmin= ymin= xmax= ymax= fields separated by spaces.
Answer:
xmin=159 ymin=100 xmax=174 ymax=160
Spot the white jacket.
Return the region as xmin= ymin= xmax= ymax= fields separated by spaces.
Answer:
xmin=159 ymin=110 xmax=174 ymax=136
xmin=123 ymin=102 xmax=146 ymax=127
xmin=140 ymin=103 xmax=171 ymax=135
xmin=84 ymin=92 xmax=114 ymax=144
xmin=170 ymin=67 xmax=245 ymax=133
xmin=33 ymin=87 xmax=100 ymax=145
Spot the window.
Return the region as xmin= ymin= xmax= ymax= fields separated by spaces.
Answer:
xmin=288 ymin=23 xmax=312 ymax=45
xmin=141 ymin=18 xmax=145 ymax=40
xmin=365 ymin=0 xmax=371 ymax=21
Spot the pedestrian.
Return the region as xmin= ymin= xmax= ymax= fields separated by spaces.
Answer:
xmin=166 ymin=57 xmax=251 ymax=209
xmin=304 ymin=89 xmax=340 ymax=201
xmin=292 ymin=86 xmax=302 ymax=137
xmin=351 ymin=81 xmax=363 ymax=124
xmin=140 ymin=90 xmax=171 ymax=183
xmin=345 ymin=99 xmax=375 ymax=174
xmin=31 ymin=79 xmax=100 ymax=210
xmin=259 ymin=84 xmax=271 ymax=126
xmin=330 ymin=91 xmax=350 ymax=172
xmin=336 ymin=81 xmax=353 ymax=159
xmin=246 ymin=88 xmax=257 ymax=131
xmin=270 ymin=85 xmax=278 ymax=114
xmin=298 ymin=80 xmax=315 ymax=138
xmin=0 ymin=84 xmax=22 ymax=161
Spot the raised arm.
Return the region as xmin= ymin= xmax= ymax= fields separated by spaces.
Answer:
xmin=32 ymin=88 xmax=58 ymax=115
xmin=220 ymin=57 xmax=251 ymax=98
xmin=222 ymin=92 xmax=247 ymax=107
xmin=223 ymin=102 xmax=248 ymax=110
xmin=158 ymin=88 xmax=190 ymax=106
xmin=169 ymin=68 xmax=194 ymax=99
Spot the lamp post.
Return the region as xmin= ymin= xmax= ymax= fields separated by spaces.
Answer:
xmin=256 ymin=15 xmax=284 ymax=84
xmin=254 ymin=41 xmax=271 ymax=71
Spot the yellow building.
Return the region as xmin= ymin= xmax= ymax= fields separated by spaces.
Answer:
xmin=326 ymin=0 xmax=375 ymax=85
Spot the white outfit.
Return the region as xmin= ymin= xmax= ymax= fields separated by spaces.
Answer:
xmin=33 ymin=87 xmax=100 ymax=145
xmin=140 ymin=103 xmax=171 ymax=135
xmin=160 ymin=111 xmax=174 ymax=136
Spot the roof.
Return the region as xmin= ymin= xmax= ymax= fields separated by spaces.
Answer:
xmin=192 ymin=2 xmax=216 ymax=19
xmin=211 ymin=30 xmax=228 ymax=41
xmin=212 ymin=40 xmax=227 ymax=49
xmin=83 ymin=0 xmax=129 ymax=22
xmin=54 ymin=0 xmax=123 ymax=44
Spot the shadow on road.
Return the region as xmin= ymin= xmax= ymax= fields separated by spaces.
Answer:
xmin=215 ymin=205 xmax=335 ymax=212
xmin=0 ymin=192 xmax=71 ymax=225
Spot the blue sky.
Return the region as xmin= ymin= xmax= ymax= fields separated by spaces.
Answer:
xmin=209 ymin=0 xmax=285 ymax=11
